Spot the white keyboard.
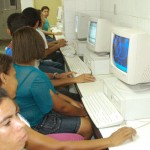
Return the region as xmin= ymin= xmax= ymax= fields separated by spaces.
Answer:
xmin=82 ymin=92 xmax=123 ymax=128
xmin=65 ymin=55 xmax=91 ymax=74
xmin=60 ymin=45 xmax=76 ymax=56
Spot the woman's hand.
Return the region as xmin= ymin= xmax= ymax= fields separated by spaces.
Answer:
xmin=74 ymin=74 xmax=96 ymax=83
xmin=70 ymin=100 xmax=84 ymax=109
xmin=57 ymin=39 xmax=67 ymax=48
xmin=108 ymin=127 xmax=136 ymax=147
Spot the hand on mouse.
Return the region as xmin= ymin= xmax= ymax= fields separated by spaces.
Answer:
xmin=108 ymin=127 xmax=136 ymax=147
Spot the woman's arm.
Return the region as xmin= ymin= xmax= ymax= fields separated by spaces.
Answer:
xmin=25 ymin=126 xmax=136 ymax=150
xmin=45 ymin=40 xmax=67 ymax=57
xmin=41 ymin=29 xmax=62 ymax=36
xmin=50 ymin=90 xmax=87 ymax=117
xmin=51 ymin=74 xmax=95 ymax=87
xmin=57 ymin=92 xmax=84 ymax=109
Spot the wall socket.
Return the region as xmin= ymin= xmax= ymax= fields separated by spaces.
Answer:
xmin=114 ymin=4 xmax=117 ymax=15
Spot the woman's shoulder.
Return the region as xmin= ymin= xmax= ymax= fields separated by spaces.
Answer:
xmin=14 ymin=64 xmax=47 ymax=79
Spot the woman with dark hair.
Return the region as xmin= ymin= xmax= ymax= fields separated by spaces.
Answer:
xmin=12 ymin=26 xmax=93 ymax=139
xmin=0 ymin=88 xmax=27 ymax=150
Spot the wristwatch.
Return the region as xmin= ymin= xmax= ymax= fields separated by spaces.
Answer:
xmin=53 ymin=72 xmax=58 ymax=79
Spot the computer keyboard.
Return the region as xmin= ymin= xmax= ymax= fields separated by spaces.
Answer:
xmin=60 ymin=45 xmax=76 ymax=56
xmin=82 ymin=92 xmax=124 ymax=128
xmin=65 ymin=55 xmax=91 ymax=74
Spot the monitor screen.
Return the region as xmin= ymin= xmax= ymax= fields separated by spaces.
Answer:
xmin=113 ymin=35 xmax=129 ymax=73
xmin=88 ymin=21 xmax=97 ymax=45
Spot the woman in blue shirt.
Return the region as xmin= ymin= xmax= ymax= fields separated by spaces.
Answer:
xmin=12 ymin=26 xmax=93 ymax=139
xmin=41 ymin=6 xmax=56 ymax=42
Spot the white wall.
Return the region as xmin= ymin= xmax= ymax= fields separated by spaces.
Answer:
xmin=63 ymin=0 xmax=101 ymax=40
xmin=62 ymin=0 xmax=150 ymax=39
xmin=20 ymin=0 xmax=34 ymax=11
xmin=100 ymin=0 xmax=150 ymax=34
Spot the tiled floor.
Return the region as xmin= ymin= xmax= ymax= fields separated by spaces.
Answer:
xmin=0 ymin=40 xmax=11 ymax=53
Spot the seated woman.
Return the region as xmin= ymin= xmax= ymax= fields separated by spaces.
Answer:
xmin=41 ymin=6 xmax=56 ymax=42
xmin=12 ymin=26 xmax=93 ymax=139
xmin=37 ymin=9 xmax=62 ymax=41
xmin=6 ymin=12 xmax=95 ymax=103
xmin=0 ymin=53 xmax=136 ymax=150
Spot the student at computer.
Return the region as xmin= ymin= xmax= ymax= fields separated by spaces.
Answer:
xmin=38 ymin=9 xmax=62 ymax=40
xmin=6 ymin=12 xmax=65 ymax=74
xmin=6 ymin=12 xmax=95 ymax=102
xmin=0 ymin=53 xmax=136 ymax=150
xmin=41 ymin=6 xmax=62 ymax=42
xmin=12 ymin=26 xmax=93 ymax=139
xmin=22 ymin=7 xmax=65 ymax=66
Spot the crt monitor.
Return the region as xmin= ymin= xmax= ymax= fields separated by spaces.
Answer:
xmin=86 ymin=18 xmax=114 ymax=54
xmin=75 ymin=12 xmax=90 ymax=40
xmin=110 ymin=27 xmax=150 ymax=85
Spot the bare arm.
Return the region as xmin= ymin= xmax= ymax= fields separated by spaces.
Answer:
xmin=50 ymin=90 xmax=87 ymax=117
xmin=51 ymin=77 xmax=77 ymax=87
xmin=26 ymin=126 xmax=136 ymax=150
xmin=41 ymin=29 xmax=62 ymax=36
xmin=44 ymin=45 xmax=60 ymax=57
xmin=51 ymin=74 xmax=95 ymax=87
xmin=48 ymin=39 xmax=65 ymax=45
xmin=57 ymin=92 xmax=84 ymax=108
xmin=45 ymin=40 xmax=67 ymax=57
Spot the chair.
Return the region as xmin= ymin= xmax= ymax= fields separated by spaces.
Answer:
xmin=47 ymin=133 xmax=84 ymax=141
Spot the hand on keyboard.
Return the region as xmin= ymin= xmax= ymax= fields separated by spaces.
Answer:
xmin=73 ymin=74 xmax=95 ymax=83
xmin=58 ymin=39 xmax=67 ymax=48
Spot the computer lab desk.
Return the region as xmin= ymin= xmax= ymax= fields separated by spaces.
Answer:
xmin=63 ymin=54 xmax=150 ymax=150
xmin=77 ymin=76 xmax=150 ymax=150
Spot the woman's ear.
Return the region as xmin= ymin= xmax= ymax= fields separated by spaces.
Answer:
xmin=6 ymin=28 xmax=11 ymax=35
xmin=0 ymin=73 xmax=7 ymax=84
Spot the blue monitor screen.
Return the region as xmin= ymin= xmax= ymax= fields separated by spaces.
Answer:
xmin=113 ymin=35 xmax=129 ymax=73
xmin=88 ymin=21 xmax=97 ymax=45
